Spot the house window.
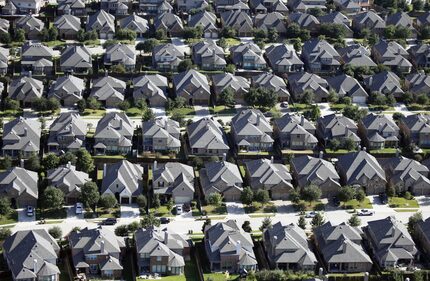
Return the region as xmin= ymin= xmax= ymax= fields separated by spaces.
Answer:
xmin=86 ymin=255 xmax=97 ymax=260
xmin=157 ymin=256 xmax=162 ymax=261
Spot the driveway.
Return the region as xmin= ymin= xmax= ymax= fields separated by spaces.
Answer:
xmin=152 ymin=107 xmax=166 ymax=117
xmin=318 ymin=103 xmax=335 ymax=116
xmin=393 ymin=103 xmax=412 ymax=116
xmin=66 ymin=205 xmax=84 ymax=220
xmin=226 ymin=202 xmax=246 ymax=215
xmin=272 ymin=200 xmax=295 ymax=213
xmin=193 ymin=106 xmax=211 ymax=121
xmin=17 ymin=208 xmax=35 ymax=222
xmin=120 ymin=204 xmax=140 ymax=219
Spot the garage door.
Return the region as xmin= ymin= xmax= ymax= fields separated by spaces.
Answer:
xmin=353 ymin=96 xmax=366 ymax=103
xmin=175 ymin=197 xmax=191 ymax=204
xmin=121 ymin=197 xmax=130 ymax=204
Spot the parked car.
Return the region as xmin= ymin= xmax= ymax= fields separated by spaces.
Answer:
xmin=100 ymin=218 xmax=117 ymax=225
xmin=183 ymin=203 xmax=191 ymax=213
xmin=379 ymin=193 xmax=388 ymax=204
xmin=75 ymin=202 xmax=83 ymax=215
xmin=332 ymin=196 xmax=340 ymax=207
xmin=281 ymin=102 xmax=289 ymax=108
xmin=176 ymin=205 xmax=183 ymax=215
xmin=160 ymin=217 xmax=171 ymax=224
xmin=358 ymin=209 xmax=374 ymax=216
xmin=305 ymin=211 xmax=318 ymax=218
xmin=26 ymin=206 xmax=34 ymax=217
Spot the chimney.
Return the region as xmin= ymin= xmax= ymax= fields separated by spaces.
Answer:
xmin=28 ymin=71 xmax=32 ymax=78
xmin=20 ymin=159 xmax=25 ymax=168
xmin=153 ymin=160 xmax=158 ymax=171
xmin=67 ymin=161 xmax=71 ymax=168
xmin=358 ymin=144 xmax=361 ymax=151
xmin=104 ymin=70 xmax=108 ymax=77
xmin=378 ymin=122 xmax=383 ymax=133
xmin=103 ymin=163 xmax=107 ymax=176
xmin=100 ymin=240 xmax=105 ymax=253
xmin=319 ymin=151 xmax=323 ymax=159
xmin=236 ymin=240 xmax=241 ymax=255
xmin=396 ymin=148 xmax=400 ymax=157
xmin=222 ymin=153 xmax=226 ymax=161
xmin=319 ymin=267 xmax=324 ymax=277
xmin=363 ymin=147 xmax=366 ymax=151
xmin=270 ymin=156 xmax=274 ymax=163
xmin=300 ymin=115 xmax=305 ymax=126
xmin=164 ymin=231 xmax=169 ymax=244
xmin=364 ymin=272 xmax=369 ymax=281
xmin=33 ymin=259 xmax=38 ymax=273
xmin=23 ymin=128 xmax=27 ymax=137
xmin=256 ymin=114 xmax=261 ymax=126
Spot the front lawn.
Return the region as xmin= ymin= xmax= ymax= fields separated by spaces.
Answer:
xmin=289 ymin=103 xmax=311 ymax=111
xmin=150 ymin=205 xmax=174 ymax=217
xmin=0 ymin=211 xmax=18 ymax=225
xmin=330 ymin=103 xmax=348 ymax=111
xmin=168 ymin=107 xmax=195 ymax=116
xmin=203 ymin=273 xmax=239 ymax=281
xmin=210 ymin=105 xmax=237 ymax=115
xmin=36 ymin=208 xmax=67 ymax=220
xmin=125 ymin=107 xmax=144 ymax=116
xmin=84 ymin=207 xmax=120 ymax=219
xmin=0 ymin=109 xmax=22 ymax=118
xmin=293 ymin=200 xmax=325 ymax=211
xmin=238 ymin=164 xmax=246 ymax=178
xmin=388 ymin=197 xmax=419 ymax=208
xmin=369 ymin=148 xmax=397 ymax=154
xmin=342 ymin=198 xmax=373 ymax=210
xmin=44 ymin=40 xmax=66 ymax=47
xmin=325 ymin=148 xmax=356 ymax=155
xmin=244 ymin=202 xmax=277 ymax=214
xmin=202 ymin=204 xmax=227 ymax=215
xmin=224 ymin=38 xmax=241 ymax=47
xmin=136 ymin=261 xmax=198 ymax=281
xmin=82 ymin=109 xmax=106 ymax=116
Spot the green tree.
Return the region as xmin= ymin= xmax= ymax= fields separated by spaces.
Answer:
xmin=417 ymin=94 xmax=429 ymax=105
xmin=301 ymin=90 xmax=314 ymax=104
xmin=308 ymin=7 xmax=325 ymax=17
xmin=311 ymin=212 xmax=325 ymax=228
xmin=128 ymin=221 xmax=140 ymax=233
xmin=344 ymin=138 xmax=357 ymax=151
xmin=43 ymin=186 xmax=64 ymax=210
xmin=242 ymin=220 xmax=252 ymax=232
xmin=301 ymin=185 xmax=322 ymax=206
xmin=155 ymin=29 xmax=167 ymax=40
xmin=99 ymin=194 xmax=117 ymax=211
xmin=115 ymin=28 xmax=137 ymax=40
xmin=75 ymin=149 xmax=95 ymax=173
xmin=408 ymin=212 xmax=422 ymax=235
xmin=42 ymin=154 xmax=60 ymax=170
xmin=136 ymin=195 xmax=147 ymax=209
xmin=115 ymin=225 xmax=129 ymax=236
xmin=177 ymin=59 xmax=193 ymax=72
xmin=254 ymin=189 xmax=270 ymax=205
xmin=385 ymin=25 xmax=396 ymax=38
xmin=0 ymin=198 xmax=12 ymax=218
xmin=337 ymin=186 xmax=355 ymax=206
xmin=260 ymin=217 xmax=272 ymax=231
xmin=355 ymin=189 xmax=366 ymax=202
xmin=26 ymin=153 xmax=41 ymax=172
xmin=298 ymin=215 xmax=307 ymax=229
xmin=218 ymin=88 xmax=235 ymax=108
xmin=327 ymin=91 xmax=339 ymax=103
xmin=77 ymin=99 xmax=86 ymax=113
xmin=48 ymin=27 xmax=58 ymax=41
xmin=348 ymin=214 xmax=361 ymax=227
xmin=241 ymin=187 xmax=254 ymax=206
xmin=0 ymin=155 xmax=12 ymax=170
xmin=59 ymin=152 xmax=77 ymax=165
xmin=403 ymin=92 xmax=413 ymax=105
xmin=268 ymin=28 xmax=279 ymax=42
xmin=0 ymin=228 xmax=11 ymax=241
xmin=87 ymin=97 xmax=101 ymax=110
xmin=207 ymin=193 xmax=223 ymax=207
xmin=166 ymin=198 xmax=174 ymax=212
xmin=221 ymin=26 xmax=236 ymax=38
xmin=217 ymin=37 xmax=227 ymax=48
xmin=329 ymin=139 xmax=341 ymax=151
xmin=307 ymin=105 xmax=321 ymax=121
xmin=289 ymin=190 xmax=301 ymax=204
xmin=14 ymin=29 xmax=26 ymax=42
xmin=110 ymin=64 xmax=126 ymax=74
xmin=342 ymin=105 xmax=368 ymax=121
xmin=319 ymin=23 xmax=347 ymax=39
xmin=81 ymin=182 xmax=100 ymax=213
xmin=183 ymin=26 xmax=203 ymax=39
xmin=153 ymin=194 xmax=161 ymax=210
xmin=4 ymin=98 xmax=20 ymax=111
xmin=48 ymin=226 xmax=62 ymax=239
xmin=141 ymin=213 xmax=161 ymax=228
xmin=0 ymin=33 xmax=11 ymax=44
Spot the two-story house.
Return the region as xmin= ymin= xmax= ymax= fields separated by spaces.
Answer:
xmin=301 ymin=39 xmax=341 ymax=74
xmin=48 ymin=113 xmax=87 ymax=153
xmin=2 ymin=117 xmax=41 ymax=158
xmin=273 ymin=113 xmax=317 ymax=150
xmin=142 ymin=117 xmax=181 ymax=153
xmin=358 ymin=113 xmax=400 ymax=150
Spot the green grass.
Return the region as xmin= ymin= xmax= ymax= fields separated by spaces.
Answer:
xmin=368 ymin=104 xmax=394 ymax=111
xmin=82 ymin=109 xmax=106 ymax=116
xmin=209 ymin=105 xmax=237 ymax=115
xmin=136 ymin=261 xmax=198 ymax=281
xmin=84 ymin=207 xmax=120 ymax=219
xmin=202 ymin=204 xmax=227 ymax=215
xmin=394 ymin=208 xmax=419 ymax=212
xmin=97 ymin=170 xmax=103 ymax=181
xmin=44 ymin=40 xmax=66 ymax=47
xmin=369 ymin=148 xmax=397 ymax=154
xmin=125 ymin=107 xmax=144 ymax=117
xmin=150 ymin=205 xmax=174 ymax=217
xmin=294 ymin=200 xmax=325 ymax=211
xmin=0 ymin=109 xmax=22 ymax=118
xmin=92 ymin=155 xmax=126 ymax=159
xmin=325 ymin=148 xmax=356 ymax=154
xmin=36 ymin=208 xmax=67 ymax=220
xmin=289 ymin=103 xmax=310 ymax=111
xmin=83 ymin=39 xmax=101 ymax=46
xmin=0 ymin=211 xmax=18 ymax=225
xmin=249 ymin=213 xmax=276 ymax=218
xmin=388 ymin=197 xmax=419 ymax=208
xmin=224 ymin=38 xmax=241 ymax=47
xmin=343 ymin=198 xmax=373 ymax=210
xmin=330 ymin=103 xmax=348 ymax=111
xmin=203 ymin=273 xmax=239 ymax=281
xmin=237 ymin=151 xmax=270 ymax=156
xmin=168 ymin=107 xmax=196 ymax=116
xmin=238 ymin=164 xmax=246 ymax=178
xmin=244 ymin=202 xmax=277 ymax=214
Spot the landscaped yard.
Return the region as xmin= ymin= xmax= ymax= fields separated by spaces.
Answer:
xmin=224 ymin=38 xmax=241 ymax=47
xmin=150 ymin=205 xmax=174 ymax=217
xmin=168 ymin=107 xmax=195 ymax=116
xmin=209 ymin=105 xmax=236 ymax=115
xmin=0 ymin=109 xmax=22 ymax=118
xmin=325 ymin=148 xmax=357 ymax=155
xmin=293 ymin=200 xmax=325 ymax=211
xmin=44 ymin=40 xmax=67 ymax=47
xmin=84 ymin=207 xmax=120 ymax=218
xmin=203 ymin=273 xmax=239 ymax=281
xmin=125 ymin=107 xmax=144 ymax=116
xmin=342 ymin=198 xmax=373 ymax=210
xmin=369 ymin=148 xmax=397 ymax=154
xmin=330 ymin=103 xmax=348 ymax=111
xmin=244 ymin=202 xmax=277 ymax=214
xmin=136 ymin=261 xmax=199 ymax=281
xmin=36 ymin=208 xmax=67 ymax=220
xmin=202 ymin=204 xmax=227 ymax=215
xmin=0 ymin=211 xmax=18 ymax=225
xmin=238 ymin=164 xmax=246 ymax=178
xmin=82 ymin=109 xmax=106 ymax=116
xmin=388 ymin=197 xmax=419 ymax=208
xmin=289 ymin=103 xmax=311 ymax=111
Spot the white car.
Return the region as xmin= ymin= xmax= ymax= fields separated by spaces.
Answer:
xmin=26 ymin=206 xmax=34 ymax=217
xmin=305 ymin=211 xmax=318 ymax=218
xmin=358 ymin=209 xmax=374 ymax=216
xmin=75 ymin=203 xmax=83 ymax=215
xmin=176 ymin=205 xmax=183 ymax=215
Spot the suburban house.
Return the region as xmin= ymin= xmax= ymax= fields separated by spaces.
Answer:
xmin=0 ymin=167 xmax=38 ymax=208
xmin=86 ymin=10 xmax=115 ymax=39
xmin=409 ymin=44 xmax=430 ymax=69
xmin=173 ymin=69 xmax=211 ymax=105
xmin=212 ymin=73 xmax=250 ymax=105
xmin=57 ymin=0 xmax=87 ymax=16
xmin=314 ymin=222 xmax=372 ymax=273
xmin=316 ymin=114 xmax=360 ymax=147
xmin=192 ymin=40 xmax=226 ymax=71
xmin=301 ymin=39 xmax=341 ymax=74
xmin=21 ymin=42 xmax=54 ymax=74
xmin=415 ymin=218 xmax=430 ymax=260
xmin=365 ymin=217 xmax=418 ymax=268
xmin=274 ymin=113 xmax=317 ymax=150
xmin=288 ymin=72 xmax=329 ymax=102
xmin=352 ymin=10 xmax=386 ymax=35
xmin=230 ymin=42 xmax=266 ymax=70
xmin=47 ymin=162 xmax=90 ymax=204
xmin=264 ymin=222 xmax=317 ymax=270
xmin=2 ymin=117 xmax=41 ymax=158
xmin=200 ymin=160 xmax=243 ymax=201
xmin=188 ymin=11 xmax=218 ymax=39
xmin=104 ymin=43 xmax=136 ymax=71
xmin=381 ymin=156 xmax=430 ymax=195
xmin=3 ymin=230 xmax=60 ymax=281
xmin=152 ymin=43 xmax=185 ymax=72
xmin=118 ymin=14 xmax=149 ymax=38
xmin=142 ymin=117 xmax=181 ymax=153
xmin=404 ymin=72 xmax=430 ymax=95
xmin=133 ymin=74 xmax=169 ymax=107
xmin=249 ymin=0 xmax=288 ymax=14
xmin=94 ymin=112 xmax=134 ymax=155
xmin=400 ymin=114 xmax=430 ymax=148
xmin=319 ymin=12 xmax=353 ymax=37
xmin=254 ymin=12 xmax=287 ymax=34
xmin=386 ymin=12 xmax=416 ymax=38
xmin=135 ymin=227 xmax=191 ymax=275
xmin=214 ymin=0 xmax=250 ymax=13
xmin=326 ymin=74 xmax=368 ymax=104
xmin=288 ymin=0 xmax=326 ymax=12
xmin=290 ymin=155 xmax=341 ymax=198
xmin=177 ymin=0 xmax=208 ymax=10
xmin=152 ymin=161 xmax=195 ymax=204
xmin=0 ymin=46 xmax=9 ymax=75
xmin=231 ymin=109 xmax=274 ymax=152
xmin=101 ymin=160 xmax=143 ymax=204
xmin=417 ymin=11 xmax=430 ymax=28
xmin=15 ymin=15 xmax=44 ymax=39
xmin=372 ymin=40 xmax=412 ymax=74
xmin=363 ymin=71 xmax=404 ymax=98
xmin=204 ymin=220 xmax=257 ymax=273
xmin=358 ymin=113 xmax=400 ymax=150
xmin=252 ymin=72 xmax=289 ymax=101
xmin=54 ymin=14 xmax=81 ymax=40
xmin=47 ymin=112 xmax=87 ymax=153
xmin=264 ymin=44 xmax=304 ymax=73
xmin=139 ymin=0 xmax=171 ymax=14
xmin=69 ymin=228 xmax=126 ymax=278
xmin=338 ymin=44 xmax=377 ymax=68
xmin=90 ymin=75 xmax=127 ymax=107
xmin=220 ymin=10 xmax=253 ymax=37
xmin=287 ymin=12 xmax=320 ymax=33
xmin=337 ymin=150 xmax=387 ymax=194
xmin=8 ymin=0 xmax=44 ymax=14
xmin=154 ymin=12 xmax=184 ymax=37
xmin=334 ymin=0 xmax=369 ymax=14
xmin=244 ymin=158 xmax=294 ymax=200
xmin=48 ymin=74 xmax=85 ymax=106
xmin=8 ymin=75 xmax=44 ymax=107
xmin=186 ymin=117 xmax=229 ymax=156
xmin=60 ymin=45 xmax=93 ymax=74
xmin=100 ymin=0 xmax=130 ymax=15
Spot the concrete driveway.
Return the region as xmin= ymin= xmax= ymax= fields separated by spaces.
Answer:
xmin=17 ymin=208 xmax=35 ymax=222
xmin=193 ymin=106 xmax=211 ymax=121
xmin=120 ymin=204 xmax=140 ymax=218
xmin=226 ymin=202 xmax=246 ymax=215
xmin=152 ymin=107 xmax=166 ymax=117
xmin=66 ymin=205 xmax=84 ymax=219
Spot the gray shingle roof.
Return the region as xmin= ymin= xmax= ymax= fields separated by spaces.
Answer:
xmin=291 ymin=155 xmax=340 ymax=187
xmin=86 ymin=10 xmax=115 ymax=33
xmin=152 ymin=162 xmax=194 ymax=196
xmin=302 ymin=39 xmax=341 ymax=66
xmin=245 ymin=158 xmax=293 ymax=189
xmin=188 ymin=11 xmax=217 ymax=32
xmin=317 ymin=113 xmax=358 ymax=140
xmin=9 ymin=75 xmax=43 ymax=102
xmin=3 ymin=117 xmax=41 ymax=152
xmin=327 ymin=74 xmax=368 ymax=98
xmin=338 ymin=44 xmax=377 ymax=67
xmin=173 ymin=69 xmax=210 ymax=100
xmin=252 ymin=72 xmax=289 ymax=99
xmin=101 ymin=160 xmax=143 ymax=196
xmin=405 ymin=72 xmax=430 ymax=94
xmin=48 ymin=75 xmax=85 ymax=103
xmin=353 ymin=11 xmax=386 ymax=29
xmin=288 ymin=12 xmax=319 ymax=28
xmin=288 ymin=72 xmax=329 ymax=97
xmin=47 ymin=163 xmax=90 ymax=196
xmin=105 ymin=43 xmax=136 ymax=66
xmin=383 ymin=156 xmax=430 ymax=187
xmin=48 ymin=112 xmax=87 ymax=148
xmin=54 ymin=14 xmax=81 ymax=32
xmin=119 ymin=14 xmax=149 ymax=34
xmin=187 ymin=117 xmax=229 ymax=150
xmin=154 ymin=12 xmax=183 ymax=30
xmin=60 ymin=45 xmax=92 ymax=69
xmin=0 ymin=167 xmax=38 ymax=201
xmin=361 ymin=113 xmax=399 ymax=140
xmin=363 ymin=71 xmax=404 ymax=96
xmin=232 ymin=109 xmax=273 ymax=143
xmin=95 ymin=112 xmax=133 ymax=143
xmin=212 ymin=73 xmax=250 ymax=95
xmin=265 ymin=44 xmax=304 ymax=69
xmin=200 ymin=161 xmax=243 ymax=195
xmin=143 ymin=117 xmax=181 ymax=150
xmin=401 ymin=114 xmax=430 ymax=135
xmin=16 ymin=15 xmax=44 ymax=32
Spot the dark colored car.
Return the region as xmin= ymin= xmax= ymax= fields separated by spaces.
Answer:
xmin=160 ymin=217 xmax=171 ymax=224
xmin=100 ymin=218 xmax=117 ymax=225
xmin=332 ymin=196 xmax=340 ymax=207
xmin=379 ymin=193 xmax=388 ymax=204
xmin=183 ymin=204 xmax=191 ymax=213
